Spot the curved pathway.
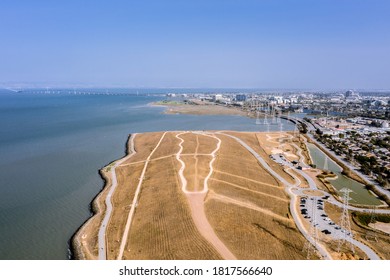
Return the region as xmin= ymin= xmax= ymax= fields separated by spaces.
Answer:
xmin=175 ymin=132 xmax=236 ymax=260
xmin=217 ymin=131 xmax=333 ymax=260
xmin=264 ymin=133 xmax=383 ymax=259
xmin=98 ymin=133 xmax=137 ymax=260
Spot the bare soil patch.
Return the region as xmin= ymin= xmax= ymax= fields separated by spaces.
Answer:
xmin=162 ymin=103 xmax=248 ymax=116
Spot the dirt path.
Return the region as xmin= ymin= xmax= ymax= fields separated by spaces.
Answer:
xmin=194 ymin=134 xmax=199 ymax=191
xmin=120 ymin=154 xmax=173 ymax=166
xmin=213 ymin=170 xmax=282 ymax=189
xmin=175 ymin=131 xmax=236 ymax=260
xmin=116 ymin=132 xmax=167 ymax=260
xmin=210 ymin=178 xmax=288 ymax=202
xmin=207 ymin=191 xmax=291 ymax=223
xmin=186 ymin=192 xmax=236 ymax=259
xmin=218 ymin=131 xmax=333 ymax=260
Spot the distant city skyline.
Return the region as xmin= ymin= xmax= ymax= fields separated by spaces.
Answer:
xmin=1 ymin=0 xmax=390 ymax=89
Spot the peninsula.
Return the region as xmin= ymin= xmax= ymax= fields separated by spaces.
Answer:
xmin=72 ymin=130 xmax=390 ymax=260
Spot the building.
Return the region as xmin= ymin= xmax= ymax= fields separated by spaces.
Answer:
xmin=213 ymin=94 xmax=223 ymax=102
xmin=235 ymin=94 xmax=247 ymax=102
xmin=345 ymin=90 xmax=361 ymax=102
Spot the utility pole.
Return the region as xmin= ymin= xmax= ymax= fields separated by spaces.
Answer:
xmin=365 ymin=206 xmax=378 ymax=242
xmin=337 ymin=188 xmax=355 ymax=254
xmin=303 ymin=197 xmax=320 ymax=259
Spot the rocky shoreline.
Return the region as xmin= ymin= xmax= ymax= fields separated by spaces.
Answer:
xmin=69 ymin=135 xmax=133 ymax=260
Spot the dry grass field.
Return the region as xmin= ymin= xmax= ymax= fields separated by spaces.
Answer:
xmin=179 ymin=132 xmax=197 ymax=154
xmin=76 ymin=130 xmax=311 ymax=260
xmin=123 ymin=156 xmax=221 ymax=259
xmin=233 ymin=132 xmax=296 ymax=185
xmin=150 ymin=132 xmax=180 ymax=160
xmin=197 ymin=133 xmax=219 ymax=154
xmin=205 ymin=199 xmax=306 ymax=259
xmin=182 ymin=155 xmax=211 ymax=192
xmin=202 ymin=132 xmax=306 ymax=259
xmin=105 ymin=163 xmax=144 ymax=259
xmin=123 ymin=132 xmax=164 ymax=164
xmin=324 ymin=202 xmax=390 ymax=260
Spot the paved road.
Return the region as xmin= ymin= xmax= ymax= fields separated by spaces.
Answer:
xmin=219 ymin=131 xmax=385 ymax=260
xmin=98 ymin=133 xmax=137 ymax=260
xmin=271 ymin=140 xmax=382 ymax=259
xmin=217 ymin=132 xmax=332 ymax=259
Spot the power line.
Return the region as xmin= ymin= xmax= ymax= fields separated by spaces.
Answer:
xmin=337 ymin=188 xmax=355 ymax=254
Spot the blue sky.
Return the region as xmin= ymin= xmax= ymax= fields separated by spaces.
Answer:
xmin=1 ymin=0 xmax=389 ymax=89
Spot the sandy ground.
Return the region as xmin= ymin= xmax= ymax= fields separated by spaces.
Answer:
xmin=185 ymin=192 xmax=236 ymax=259
xmin=156 ymin=103 xmax=249 ymax=116
xmin=369 ymin=222 xmax=390 ymax=234
xmin=303 ymin=189 xmax=324 ymax=196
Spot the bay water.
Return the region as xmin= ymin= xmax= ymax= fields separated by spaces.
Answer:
xmin=0 ymin=89 xmax=295 ymax=259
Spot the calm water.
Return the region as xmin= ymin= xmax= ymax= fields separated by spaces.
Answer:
xmin=0 ymin=89 xmax=295 ymax=259
xmin=306 ymin=143 xmax=382 ymax=206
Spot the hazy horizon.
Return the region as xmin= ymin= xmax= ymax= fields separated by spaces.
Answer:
xmin=1 ymin=0 xmax=390 ymax=89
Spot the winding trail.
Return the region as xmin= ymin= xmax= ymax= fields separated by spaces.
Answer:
xmin=99 ymin=130 xmax=388 ymax=260
xmin=265 ymin=132 xmax=385 ymax=259
xmin=217 ymin=131 xmax=333 ymax=260
xmin=175 ymin=132 xmax=236 ymax=260
xmin=194 ymin=134 xmax=199 ymax=191
xmin=98 ymin=133 xmax=137 ymax=260
xmin=116 ymin=132 xmax=167 ymax=260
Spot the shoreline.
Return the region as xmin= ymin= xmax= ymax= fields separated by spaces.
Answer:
xmin=70 ymin=134 xmax=133 ymax=260
xmin=71 ymin=130 xmax=294 ymax=259
xmin=70 ymin=104 xmax=390 ymax=259
xmin=70 ymin=130 xmax=390 ymax=260
xmin=149 ymin=100 xmax=251 ymax=117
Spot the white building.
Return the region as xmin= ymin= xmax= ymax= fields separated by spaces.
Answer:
xmin=213 ymin=94 xmax=223 ymax=102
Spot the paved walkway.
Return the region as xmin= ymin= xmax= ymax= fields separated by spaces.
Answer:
xmin=270 ymin=136 xmax=383 ymax=259
xmin=217 ymin=132 xmax=333 ymax=260
xmin=98 ymin=133 xmax=137 ymax=260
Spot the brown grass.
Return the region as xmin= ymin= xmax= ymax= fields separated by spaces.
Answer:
xmin=77 ymin=131 xmax=312 ymax=260
xmin=123 ymin=132 xmax=164 ymax=164
xmin=208 ymin=181 xmax=289 ymax=217
xmin=180 ymin=133 xmax=197 ymax=154
xmin=202 ymin=132 xmax=306 ymax=259
xmin=182 ymin=155 xmax=211 ymax=192
xmin=105 ymin=163 xmax=144 ymax=259
xmin=150 ymin=132 xmax=180 ymax=159
xmin=214 ymin=134 xmax=280 ymax=187
xmin=204 ymin=199 xmax=306 ymax=259
xmin=324 ymin=202 xmax=390 ymax=259
xmin=197 ymin=134 xmax=219 ymax=154
xmin=123 ymin=157 xmax=221 ymax=259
